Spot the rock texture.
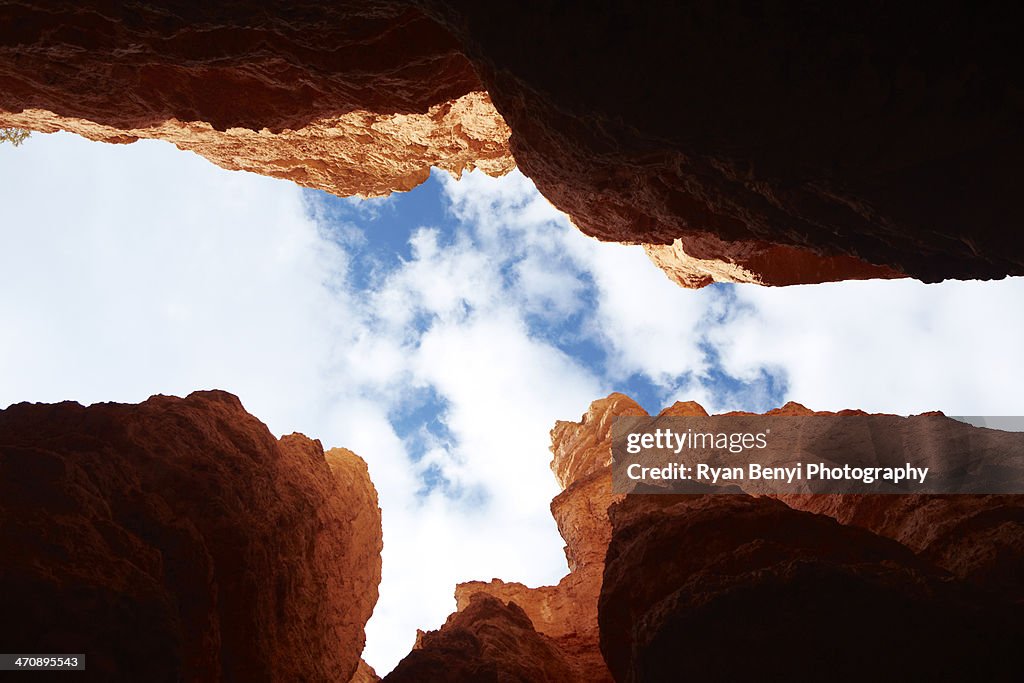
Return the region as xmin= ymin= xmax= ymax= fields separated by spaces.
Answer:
xmin=2 ymin=93 xmax=512 ymax=198
xmin=644 ymin=239 xmax=901 ymax=288
xmin=384 ymin=593 xmax=575 ymax=682
xmin=4 ymin=2 xmax=1023 ymax=285
xmin=717 ymin=402 xmax=1024 ymax=602
xmin=445 ymin=394 xmax=1022 ymax=682
xmin=0 ymin=391 xmax=382 ymax=683
xmin=0 ymin=2 xmax=512 ymax=196
xmin=349 ymin=659 xmax=381 ymax=683
xmin=436 ymin=2 xmax=1024 ymax=285
xmin=779 ymin=493 xmax=1024 ymax=602
xmin=600 ymin=493 xmax=1021 ymax=682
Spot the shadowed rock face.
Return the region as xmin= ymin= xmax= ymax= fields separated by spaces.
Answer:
xmin=3 ymin=2 xmax=1022 ymax=285
xmin=0 ymin=391 xmax=382 ymax=683
xmin=434 ymin=1 xmax=1024 ymax=284
xmin=599 ymin=494 xmax=1021 ymax=683
xmin=779 ymin=493 xmax=1024 ymax=602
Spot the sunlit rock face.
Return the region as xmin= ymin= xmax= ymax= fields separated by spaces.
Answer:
xmin=0 ymin=392 xmax=382 ymax=683
xmin=0 ymin=2 xmax=513 ymax=196
xmin=4 ymin=2 xmax=1022 ymax=285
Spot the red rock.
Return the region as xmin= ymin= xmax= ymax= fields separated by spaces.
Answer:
xmin=661 ymin=399 xmax=1024 ymax=601
xmin=4 ymin=3 xmax=1023 ymax=285
xmin=383 ymin=593 xmax=576 ymax=682
xmin=0 ymin=2 xmax=512 ymax=197
xmin=0 ymin=391 xmax=382 ymax=682
xmin=450 ymin=394 xmax=1024 ymax=680
xmin=349 ymin=659 xmax=381 ymax=683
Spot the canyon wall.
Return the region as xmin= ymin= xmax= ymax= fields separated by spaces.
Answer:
xmin=384 ymin=594 xmax=576 ymax=682
xmin=601 ymin=398 xmax=1024 ymax=680
xmin=0 ymin=391 xmax=382 ymax=683
xmin=402 ymin=393 xmax=1022 ymax=681
xmin=600 ymin=493 xmax=1020 ymax=682
xmin=0 ymin=2 xmax=512 ymax=196
xmin=0 ymin=388 xmax=1020 ymax=680
xmin=3 ymin=2 xmax=1022 ymax=286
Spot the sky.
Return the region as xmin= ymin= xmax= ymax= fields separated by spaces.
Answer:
xmin=3 ymin=132 xmax=1024 ymax=673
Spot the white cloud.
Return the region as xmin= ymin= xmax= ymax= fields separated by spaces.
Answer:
xmin=0 ymin=133 xmax=351 ymax=435
xmin=711 ymin=279 xmax=1024 ymax=414
xmin=439 ymin=171 xmax=719 ymax=387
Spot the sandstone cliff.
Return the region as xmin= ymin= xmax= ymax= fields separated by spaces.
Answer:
xmin=0 ymin=391 xmax=382 ymax=683
xmin=2 ymin=386 xmax=1021 ymax=680
xmin=4 ymin=2 xmax=1023 ymax=286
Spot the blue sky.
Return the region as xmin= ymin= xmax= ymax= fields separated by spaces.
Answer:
xmin=307 ymin=170 xmax=788 ymax=425
xmin=4 ymin=133 xmax=1024 ymax=673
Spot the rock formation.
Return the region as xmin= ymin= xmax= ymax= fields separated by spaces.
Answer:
xmin=778 ymin=492 xmax=1024 ymax=602
xmin=425 ymin=393 xmax=1022 ymax=682
xmin=3 ymin=2 xmax=1023 ymax=285
xmin=0 ymin=391 xmax=382 ymax=683
xmin=719 ymin=401 xmax=1024 ymax=602
xmin=383 ymin=594 xmax=576 ymax=682
xmin=450 ymin=393 xmax=644 ymax=682
xmin=2 ymin=93 xmax=512 ymax=199
xmin=0 ymin=1 xmax=512 ymax=197
xmin=600 ymin=493 xmax=1021 ymax=682
xmin=349 ymin=659 xmax=381 ymax=683
xmin=1 ymin=385 xmax=1021 ymax=680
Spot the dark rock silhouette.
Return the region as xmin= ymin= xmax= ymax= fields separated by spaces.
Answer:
xmin=0 ymin=391 xmax=382 ymax=682
xmin=600 ymin=493 xmax=1021 ymax=682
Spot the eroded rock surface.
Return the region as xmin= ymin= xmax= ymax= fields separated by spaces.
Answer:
xmin=4 ymin=2 xmax=1023 ymax=285
xmin=0 ymin=2 xmax=512 ymax=196
xmin=383 ymin=593 xmax=575 ymax=682
xmin=0 ymin=391 xmax=382 ymax=683
xmin=779 ymin=493 xmax=1024 ymax=602
xmin=450 ymin=394 xmax=1023 ymax=681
